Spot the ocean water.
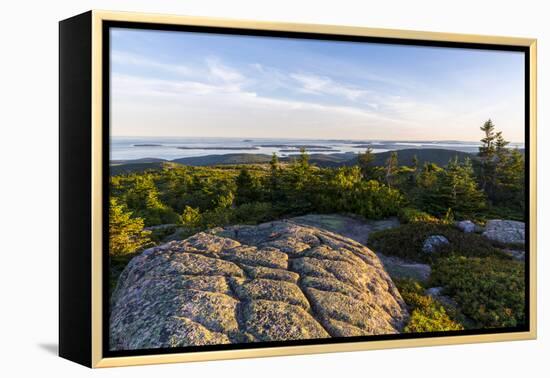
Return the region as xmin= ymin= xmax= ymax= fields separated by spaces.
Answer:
xmin=110 ymin=136 xmax=524 ymax=161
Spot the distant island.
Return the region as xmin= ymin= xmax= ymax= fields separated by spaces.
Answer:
xmin=110 ymin=148 xmax=472 ymax=173
xmin=177 ymin=146 xmax=260 ymax=150
xmin=258 ymin=144 xmax=334 ymax=149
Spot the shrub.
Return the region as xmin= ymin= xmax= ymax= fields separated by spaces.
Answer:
xmin=315 ymin=168 xmax=405 ymax=219
xmin=149 ymin=225 xmax=178 ymax=243
xmin=368 ymin=222 xmax=506 ymax=263
xmin=109 ymin=197 xmax=152 ymax=257
xmin=395 ymin=279 xmax=463 ymax=333
xmin=232 ymin=202 xmax=277 ymax=224
xmin=399 ymin=207 xmax=440 ymax=224
xmin=431 ymin=256 xmax=525 ymax=328
xmin=180 ymin=206 xmax=202 ymax=228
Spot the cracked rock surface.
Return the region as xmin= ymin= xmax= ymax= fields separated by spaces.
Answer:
xmin=110 ymin=220 xmax=409 ymax=350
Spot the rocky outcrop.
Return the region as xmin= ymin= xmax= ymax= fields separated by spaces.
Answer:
xmin=110 ymin=220 xmax=408 ymax=350
xmin=422 ymin=235 xmax=450 ymax=253
xmin=482 ymin=220 xmax=525 ymax=245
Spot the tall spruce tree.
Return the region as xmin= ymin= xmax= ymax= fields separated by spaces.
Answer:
xmin=385 ymin=151 xmax=398 ymax=188
xmin=357 ymin=148 xmax=376 ymax=179
xmin=478 ymin=119 xmax=498 ymax=195
xmin=418 ymin=158 xmax=486 ymax=218
xmin=235 ymin=168 xmax=260 ymax=205
xmin=494 ymin=148 xmax=525 ymax=211
xmin=268 ymin=153 xmax=282 ymax=202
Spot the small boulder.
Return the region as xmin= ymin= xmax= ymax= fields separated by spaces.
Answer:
xmin=456 ymin=220 xmax=475 ymax=233
xmin=422 ymin=235 xmax=450 ymax=253
xmin=482 ymin=220 xmax=525 ymax=244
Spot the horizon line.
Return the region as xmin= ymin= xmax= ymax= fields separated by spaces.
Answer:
xmin=110 ymin=135 xmax=525 ymax=144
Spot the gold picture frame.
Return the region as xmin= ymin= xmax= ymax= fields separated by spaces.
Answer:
xmin=59 ymin=10 xmax=537 ymax=368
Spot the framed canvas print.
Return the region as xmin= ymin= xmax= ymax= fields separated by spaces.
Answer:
xmin=59 ymin=10 xmax=537 ymax=368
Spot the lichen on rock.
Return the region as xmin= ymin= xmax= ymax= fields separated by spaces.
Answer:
xmin=110 ymin=220 xmax=409 ymax=350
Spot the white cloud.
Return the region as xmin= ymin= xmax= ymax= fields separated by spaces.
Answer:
xmin=206 ymin=58 xmax=245 ymax=83
xmin=290 ymin=73 xmax=369 ymax=101
xmin=111 ymin=51 xmax=193 ymax=76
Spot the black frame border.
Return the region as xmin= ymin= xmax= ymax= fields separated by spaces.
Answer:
xmin=101 ymin=20 xmax=531 ymax=359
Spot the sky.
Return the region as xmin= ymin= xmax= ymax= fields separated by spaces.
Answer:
xmin=110 ymin=28 xmax=525 ymax=142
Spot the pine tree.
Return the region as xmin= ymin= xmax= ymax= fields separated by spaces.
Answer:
xmin=479 ymin=119 xmax=497 ymax=158
xmin=478 ymin=119 xmax=498 ymax=197
xmin=412 ymin=154 xmax=420 ymax=171
xmin=268 ymin=153 xmax=282 ymax=202
xmin=495 ymin=131 xmax=510 ymax=157
xmin=109 ymin=197 xmax=151 ymax=256
xmin=180 ymin=205 xmax=201 ymax=228
xmin=235 ymin=168 xmax=260 ymax=205
xmin=385 ymin=151 xmax=398 ymax=188
xmin=357 ymin=148 xmax=375 ymax=179
xmin=417 ymin=158 xmax=486 ymax=217
xmin=285 ymin=148 xmax=315 ymax=212
xmin=438 ymin=157 xmax=486 ymax=217
xmin=297 ymin=147 xmax=309 ymax=170
xmin=494 ymin=148 xmax=525 ymax=211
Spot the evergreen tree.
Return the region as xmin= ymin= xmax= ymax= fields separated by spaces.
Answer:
xmin=180 ymin=205 xmax=201 ymax=228
xmin=235 ymin=168 xmax=260 ymax=205
xmin=479 ymin=119 xmax=497 ymax=158
xmin=422 ymin=157 xmax=486 ymax=217
xmin=297 ymin=147 xmax=310 ymax=170
xmin=494 ymin=148 xmax=525 ymax=211
xmin=269 ymin=152 xmax=279 ymax=173
xmin=412 ymin=154 xmax=420 ymax=171
xmin=109 ymin=197 xmax=151 ymax=256
xmin=478 ymin=119 xmax=498 ymax=194
xmin=385 ymin=151 xmax=398 ymax=188
xmin=124 ymin=174 xmax=178 ymax=226
xmin=285 ymin=148 xmax=316 ymax=212
xmin=357 ymin=148 xmax=376 ymax=179
xmin=268 ymin=153 xmax=282 ymax=202
xmin=495 ymin=131 xmax=510 ymax=157
xmin=406 ymin=154 xmax=421 ymax=191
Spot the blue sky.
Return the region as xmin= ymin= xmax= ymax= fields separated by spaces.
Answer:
xmin=110 ymin=28 xmax=525 ymax=142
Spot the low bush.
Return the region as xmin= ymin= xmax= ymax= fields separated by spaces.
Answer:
xmin=368 ymin=222 xmax=507 ymax=263
xmin=431 ymin=256 xmax=525 ymax=328
xmin=395 ymin=279 xmax=463 ymax=333
xmin=399 ymin=207 xmax=440 ymax=224
xmin=232 ymin=202 xmax=278 ymax=224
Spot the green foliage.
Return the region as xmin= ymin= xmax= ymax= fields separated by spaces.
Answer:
xmin=232 ymin=202 xmax=277 ymax=224
xmin=416 ymin=157 xmax=487 ymax=219
xmin=399 ymin=207 xmax=440 ymax=224
xmin=385 ymin=151 xmax=399 ymax=187
xmin=357 ymin=148 xmax=376 ymax=179
xmin=493 ymin=148 xmax=525 ymax=212
xmin=431 ymin=256 xmax=525 ymax=328
xmin=180 ymin=206 xmax=201 ymax=228
xmin=315 ymin=167 xmax=405 ymax=219
xmin=476 ymin=120 xmax=525 ymax=214
xmin=235 ymin=168 xmax=262 ymax=205
xmin=109 ymin=197 xmax=152 ymax=256
xmin=396 ymin=279 xmax=463 ymax=333
xmin=368 ymin=222 xmax=506 ymax=263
